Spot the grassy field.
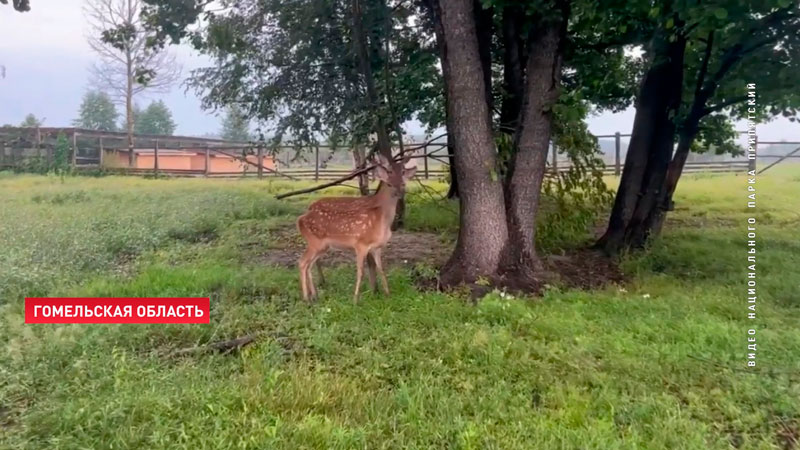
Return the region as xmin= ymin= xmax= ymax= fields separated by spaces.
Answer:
xmin=1 ymin=168 xmax=799 ymax=449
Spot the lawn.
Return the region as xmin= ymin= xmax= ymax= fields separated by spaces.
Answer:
xmin=1 ymin=168 xmax=799 ymax=449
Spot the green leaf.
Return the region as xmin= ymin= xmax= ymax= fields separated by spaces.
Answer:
xmin=666 ymin=18 xmax=674 ymax=29
xmin=714 ymin=8 xmax=728 ymax=20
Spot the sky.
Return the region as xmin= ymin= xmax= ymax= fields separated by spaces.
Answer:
xmin=2 ymin=1 xmax=799 ymax=142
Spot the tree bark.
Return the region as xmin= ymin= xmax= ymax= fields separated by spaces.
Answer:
xmin=499 ymin=6 xmax=526 ymax=132
xmin=438 ymin=0 xmax=509 ymax=287
xmin=422 ymin=0 xmax=459 ymax=199
xmin=501 ymin=4 xmax=569 ymax=280
xmin=352 ymin=143 xmax=370 ymax=195
xmin=596 ymin=29 xmax=686 ymax=254
xmin=126 ymin=53 xmax=135 ymax=167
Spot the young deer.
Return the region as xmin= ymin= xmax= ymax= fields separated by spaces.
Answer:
xmin=297 ymin=154 xmax=416 ymax=303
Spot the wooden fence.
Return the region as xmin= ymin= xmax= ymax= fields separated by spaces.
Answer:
xmin=1 ymin=126 xmax=792 ymax=180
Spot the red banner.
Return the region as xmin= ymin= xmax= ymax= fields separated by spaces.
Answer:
xmin=24 ymin=297 xmax=210 ymax=324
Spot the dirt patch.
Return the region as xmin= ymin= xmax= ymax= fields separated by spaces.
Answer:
xmin=255 ymin=225 xmax=450 ymax=269
xmin=544 ymin=248 xmax=626 ymax=290
xmin=256 ymin=225 xmax=624 ymax=293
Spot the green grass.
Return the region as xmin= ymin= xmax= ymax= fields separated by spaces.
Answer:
xmin=1 ymin=168 xmax=799 ymax=449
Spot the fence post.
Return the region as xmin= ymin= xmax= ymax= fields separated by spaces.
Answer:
xmin=154 ymin=139 xmax=159 ymax=176
xmin=205 ymin=147 xmax=210 ymax=176
xmin=99 ymin=137 xmax=104 ymax=167
xmin=424 ymin=145 xmax=429 ymax=179
xmin=614 ymin=131 xmax=621 ymax=176
xmin=551 ymin=143 xmax=558 ymax=173
xmin=257 ymin=145 xmax=264 ymax=179
xmin=46 ymin=132 xmax=53 ymax=167
xmin=314 ymin=145 xmax=320 ymax=181
xmin=36 ymin=127 xmax=42 ymax=158
xmin=71 ymin=131 xmax=78 ymax=169
xmin=749 ymin=134 xmax=758 ymax=173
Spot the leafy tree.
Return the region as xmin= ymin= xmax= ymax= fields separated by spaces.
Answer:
xmin=220 ymin=105 xmax=252 ymax=141
xmin=73 ymin=90 xmax=119 ymax=131
xmin=597 ymin=1 xmax=800 ymax=254
xmin=134 ymin=100 xmax=176 ymax=135
xmin=87 ymin=0 xmax=181 ymax=165
xmin=20 ymin=114 xmax=42 ymax=127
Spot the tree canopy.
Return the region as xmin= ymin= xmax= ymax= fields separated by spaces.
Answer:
xmin=19 ymin=113 xmax=42 ymax=127
xmin=134 ymin=100 xmax=176 ymax=135
xmin=220 ymin=105 xmax=252 ymax=141
xmin=73 ymin=90 xmax=119 ymax=131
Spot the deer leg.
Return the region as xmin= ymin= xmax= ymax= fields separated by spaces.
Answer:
xmin=353 ymin=247 xmax=368 ymax=304
xmin=298 ymin=247 xmax=314 ymax=302
xmin=366 ymin=252 xmax=377 ymax=292
xmin=372 ymin=248 xmax=390 ymax=296
xmin=308 ymin=251 xmax=325 ymax=300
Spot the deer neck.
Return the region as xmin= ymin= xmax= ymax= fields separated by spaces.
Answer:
xmin=373 ymin=182 xmax=398 ymax=225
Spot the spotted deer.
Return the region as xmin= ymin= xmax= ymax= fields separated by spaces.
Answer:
xmin=296 ymin=154 xmax=416 ymax=303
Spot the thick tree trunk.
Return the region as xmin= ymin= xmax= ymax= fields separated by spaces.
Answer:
xmin=473 ymin=0 xmax=493 ymax=122
xmin=644 ymin=127 xmax=697 ymax=238
xmin=499 ymin=6 xmax=526 ymax=132
xmin=423 ymin=0 xmax=459 ymax=199
xmin=501 ymin=8 xmax=568 ymax=280
xmin=438 ymin=0 xmax=509 ymax=287
xmin=596 ymin=30 xmax=686 ymax=254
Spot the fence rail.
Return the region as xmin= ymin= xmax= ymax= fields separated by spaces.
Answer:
xmin=1 ymin=126 xmax=794 ymax=180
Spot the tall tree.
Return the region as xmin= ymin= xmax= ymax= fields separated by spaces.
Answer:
xmin=86 ymin=0 xmax=181 ymax=165
xmin=20 ymin=114 xmax=42 ymax=127
xmin=220 ymin=105 xmax=252 ymax=141
xmin=597 ymin=1 xmax=800 ymax=254
xmin=142 ymin=0 xmax=439 ymax=228
xmin=73 ymin=90 xmax=119 ymax=131
xmin=135 ymin=100 xmax=176 ymax=135
xmin=430 ymin=0 xmax=572 ymax=287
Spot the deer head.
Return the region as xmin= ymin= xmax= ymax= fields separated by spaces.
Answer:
xmin=373 ymin=154 xmax=417 ymax=198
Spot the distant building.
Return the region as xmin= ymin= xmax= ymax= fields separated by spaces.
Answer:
xmin=105 ymin=149 xmax=277 ymax=173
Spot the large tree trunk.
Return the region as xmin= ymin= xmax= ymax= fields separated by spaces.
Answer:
xmin=499 ymin=6 xmax=526 ymax=132
xmin=596 ymin=29 xmax=686 ymax=254
xmin=438 ymin=0 xmax=509 ymax=287
xmin=644 ymin=126 xmax=698 ymax=238
xmin=501 ymin=6 xmax=568 ymax=280
xmin=423 ymin=0 xmax=459 ymax=199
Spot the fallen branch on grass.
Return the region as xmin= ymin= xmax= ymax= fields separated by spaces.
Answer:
xmin=168 ymin=333 xmax=260 ymax=357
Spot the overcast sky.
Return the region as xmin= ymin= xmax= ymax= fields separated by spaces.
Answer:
xmin=2 ymin=1 xmax=798 ymax=142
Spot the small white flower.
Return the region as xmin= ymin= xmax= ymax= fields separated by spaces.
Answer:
xmin=403 ymin=259 xmax=408 ymax=264
xmin=618 ymin=287 xmax=628 ymax=293
xmin=642 ymin=294 xmax=651 ymax=299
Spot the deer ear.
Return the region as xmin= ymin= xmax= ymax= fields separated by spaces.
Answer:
xmin=403 ymin=165 xmax=417 ymax=181
xmin=374 ymin=164 xmax=390 ymax=182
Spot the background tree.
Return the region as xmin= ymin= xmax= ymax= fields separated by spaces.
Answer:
xmin=597 ymin=0 xmax=800 ymax=254
xmin=220 ymin=105 xmax=252 ymax=141
xmin=86 ymin=0 xmax=181 ymax=165
xmin=20 ymin=114 xmax=43 ymax=127
xmin=73 ymin=90 xmax=119 ymax=131
xmin=134 ymin=100 xmax=176 ymax=135
xmin=142 ymin=0 xmax=440 ymax=228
